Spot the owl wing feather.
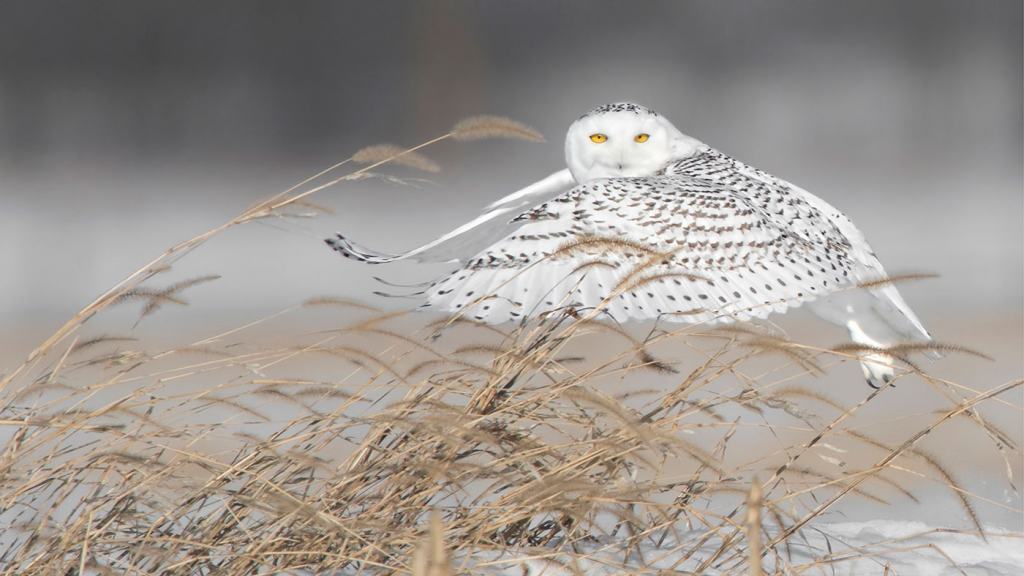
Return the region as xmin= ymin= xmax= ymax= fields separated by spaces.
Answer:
xmin=327 ymin=137 xmax=934 ymax=386
xmin=423 ymin=170 xmax=863 ymax=326
xmin=666 ymin=150 xmax=934 ymax=347
xmin=326 ymin=169 xmax=576 ymax=264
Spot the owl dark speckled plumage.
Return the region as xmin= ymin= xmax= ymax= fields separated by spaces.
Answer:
xmin=326 ymin=102 xmax=937 ymax=387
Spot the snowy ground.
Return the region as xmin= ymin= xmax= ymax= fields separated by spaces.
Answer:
xmin=457 ymin=520 xmax=1023 ymax=575
xmin=291 ymin=519 xmax=1023 ymax=575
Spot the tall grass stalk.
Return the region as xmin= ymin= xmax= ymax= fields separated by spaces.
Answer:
xmin=0 ymin=116 xmax=1019 ymax=575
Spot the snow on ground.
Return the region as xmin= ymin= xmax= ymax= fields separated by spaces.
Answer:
xmin=455 ymin=520 xmax=1023 ymax=575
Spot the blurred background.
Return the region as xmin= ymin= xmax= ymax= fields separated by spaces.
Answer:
xmin=0 ymin=0 xmax=1021 ymax=529
xmin=1 ymin=0 xmax=1020 ymax=319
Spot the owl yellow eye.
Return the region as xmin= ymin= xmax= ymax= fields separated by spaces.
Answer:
xmin=589 ymin=133 xmax=608 ymax=143
xmin=634 ymin=133 xmax=650 ymax=143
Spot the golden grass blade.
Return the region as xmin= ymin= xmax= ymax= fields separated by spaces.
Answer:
xmin=856 ymin=272 xmax=940 ymax=290
xmin=352 ymin=144 xmax=441 ymax=173
xmin=451 ymin=115 xmax=545 ymax=142
xmin=745 ymin=479 xmax=763 ymax=576
xmin=412 ymin=510 xmax=450 ymax=576
xmin=766 ymin=378 xmax=1023 ymax=550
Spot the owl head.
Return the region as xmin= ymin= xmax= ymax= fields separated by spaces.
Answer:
xmin=564 ymin=102 xmax=703 ymax=183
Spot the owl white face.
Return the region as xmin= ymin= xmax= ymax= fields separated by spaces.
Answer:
xmin=564 ymin=103 xmax=702 ymax=183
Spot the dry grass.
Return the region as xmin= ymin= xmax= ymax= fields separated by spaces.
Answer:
xmin=0 ymin=119 xmax=1020 ymax=575
xmin=352 ymin=145 xmax=441 ymax=173
xmin=451 ymin=116 xmax=545 ymax=142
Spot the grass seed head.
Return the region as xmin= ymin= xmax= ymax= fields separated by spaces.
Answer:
xmin=451 ymin=115 xmax=545 ymax=142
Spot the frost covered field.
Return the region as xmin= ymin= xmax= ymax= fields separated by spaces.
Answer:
xmin=0 ymin=129 xmax=1020 ymax=574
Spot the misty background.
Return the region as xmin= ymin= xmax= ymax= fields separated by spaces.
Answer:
xmin=1 ymin=1 xmax=1021 ymax=351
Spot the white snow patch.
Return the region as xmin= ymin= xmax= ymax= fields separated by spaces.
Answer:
xmin=454 ymin=520 xmax=1023 ymax=575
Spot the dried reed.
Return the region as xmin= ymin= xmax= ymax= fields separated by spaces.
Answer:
xmin=0 ymin=116 xmax=1019 ymax=575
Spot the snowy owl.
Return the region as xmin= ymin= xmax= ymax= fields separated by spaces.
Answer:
xmin=326 ymin=102 xmax=936 ymax=387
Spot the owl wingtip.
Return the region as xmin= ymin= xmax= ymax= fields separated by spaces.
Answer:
xmin=325 ymin=232 xmax=397 ymax=264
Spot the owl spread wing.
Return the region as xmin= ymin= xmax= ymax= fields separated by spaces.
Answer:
xmin=326 ymin=169 xmax=576 ymax=264
xmin=422 ymin=168 xmax=863 ymax=326
xmin=665 ymin=150 xmax=933 ymax=345
xmin=330 ymin=146 xmax=934 ymax=385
